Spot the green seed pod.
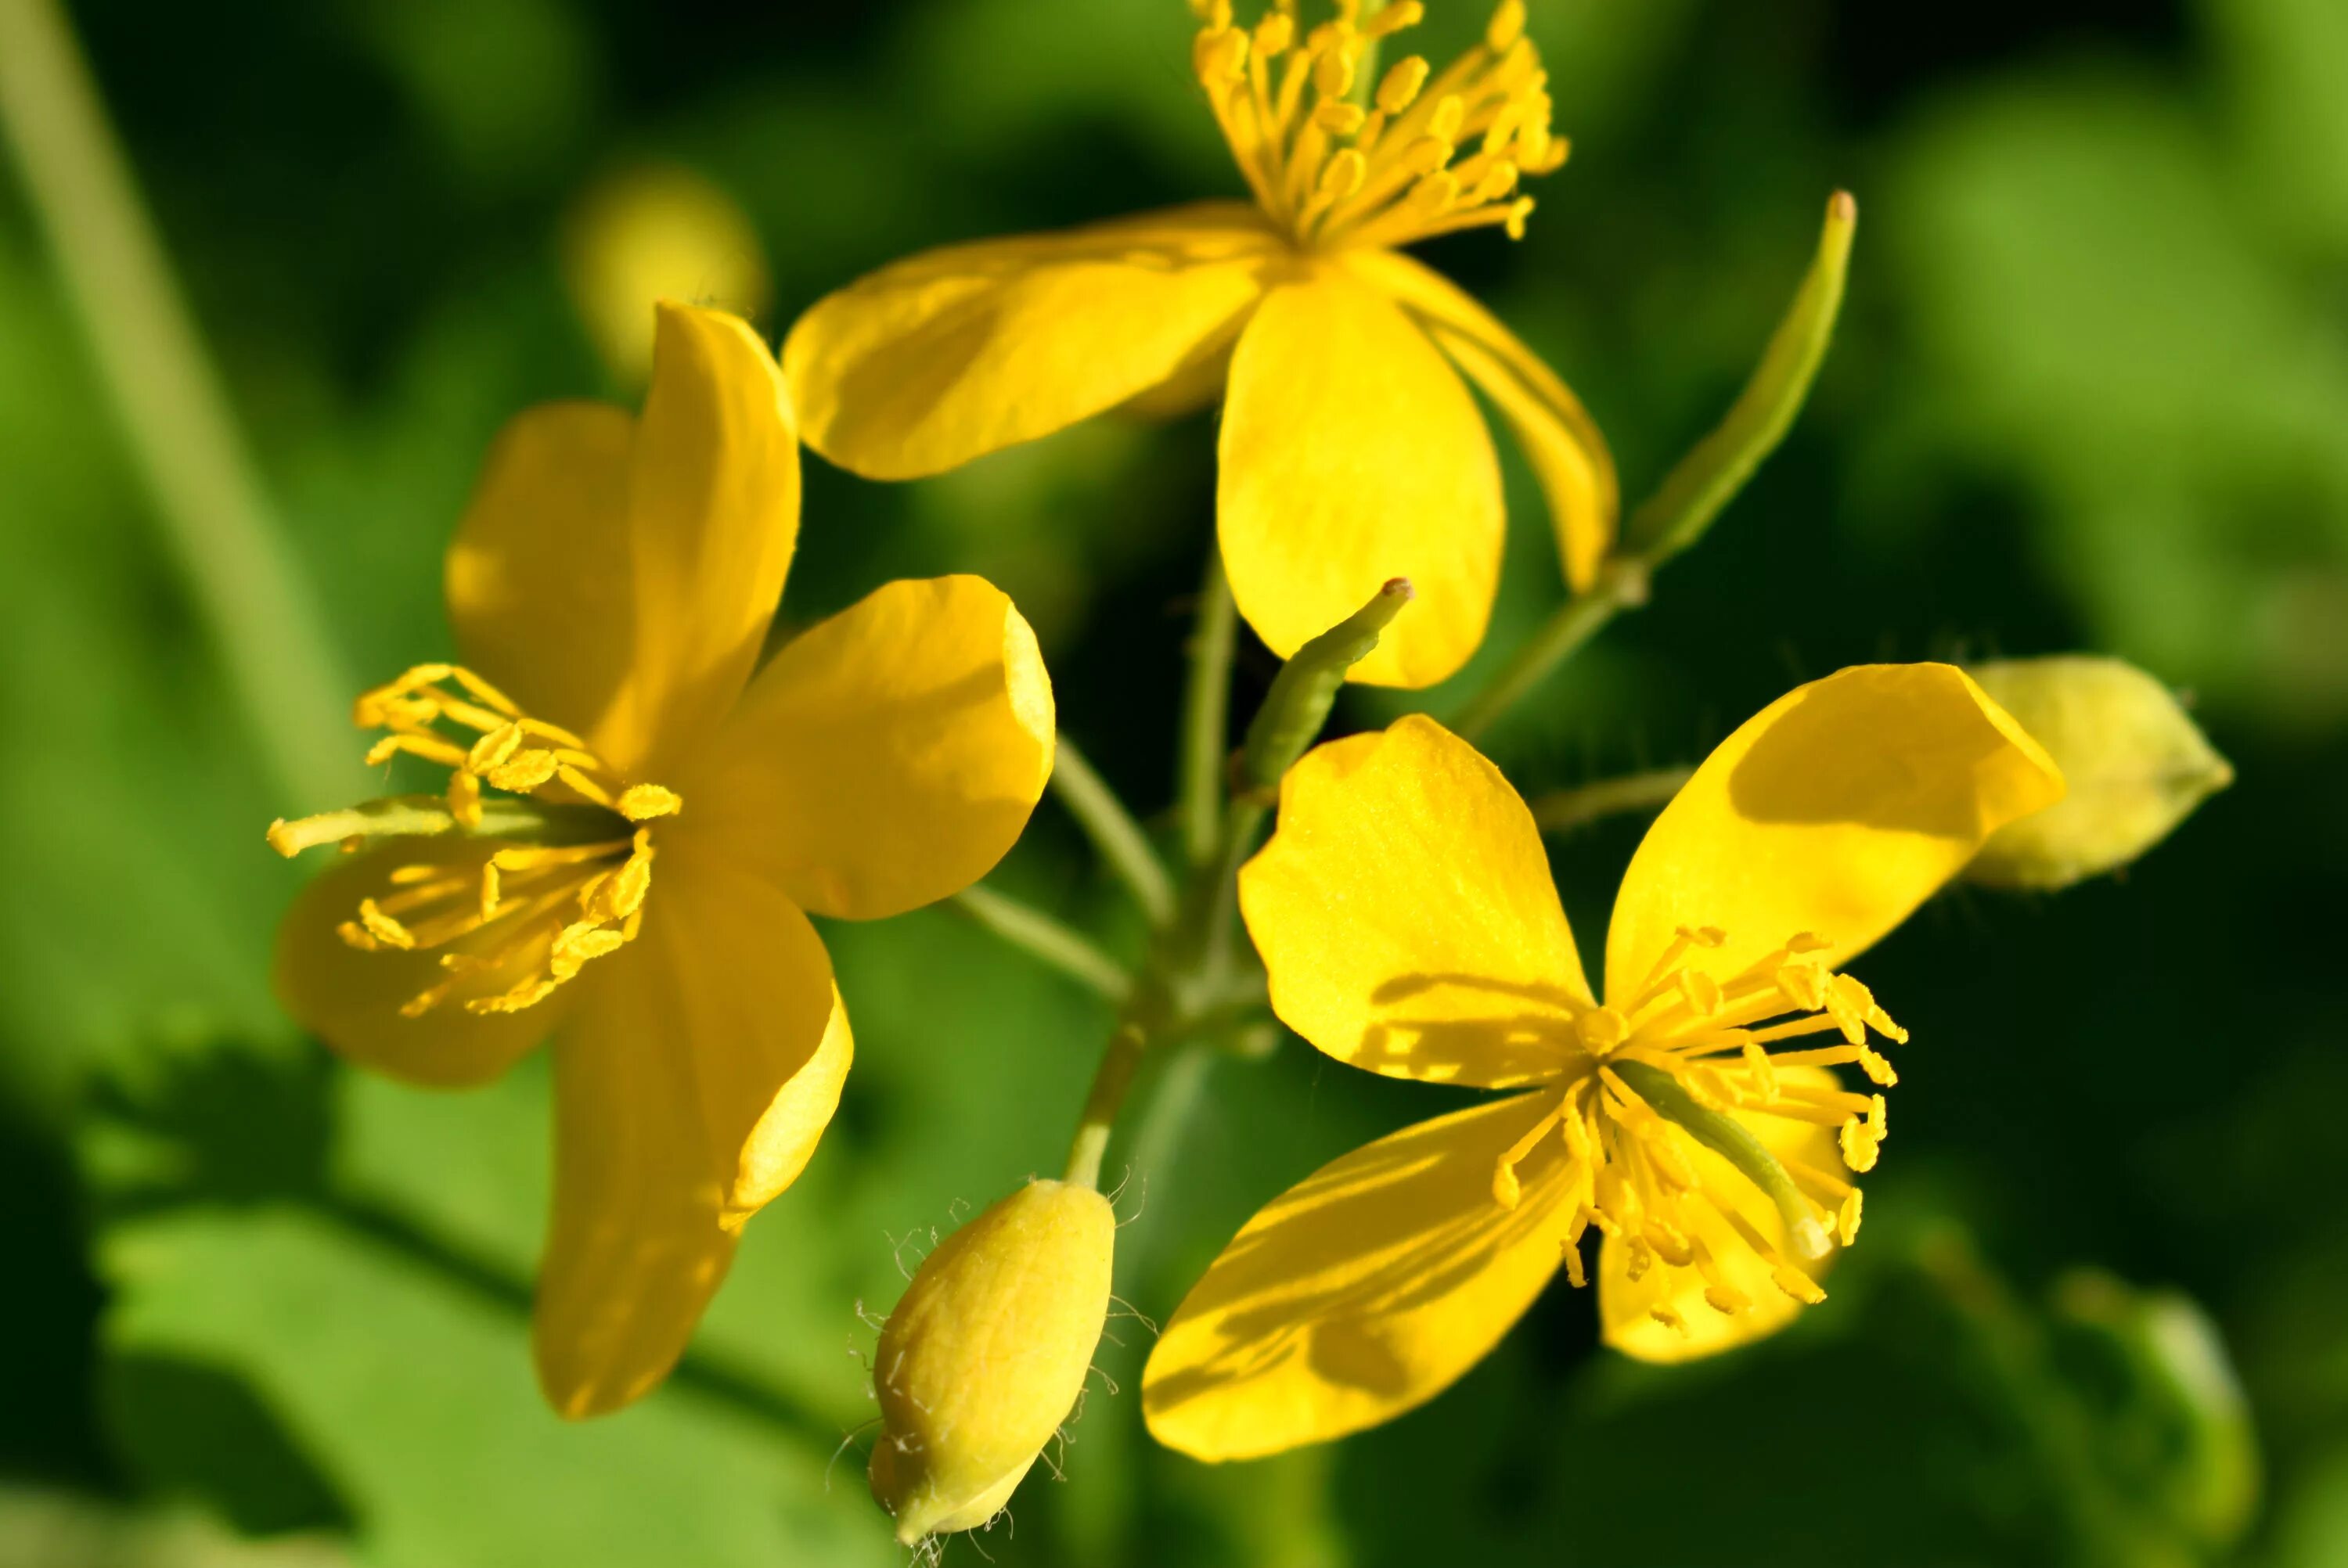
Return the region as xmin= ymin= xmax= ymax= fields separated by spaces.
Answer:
xmin=1967 ymin=656 xmax=2231 ymax=890
xmin=868 ymin=1178 xmax=1115 ymax=1544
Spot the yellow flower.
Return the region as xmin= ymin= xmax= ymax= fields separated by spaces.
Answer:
xmin=781 ymin=0 xmax=1615 ymax=689
xmin=1140 ymin=664 xmax=2063 ymax=1460
xmin=265 ymin=303 xmax=1057 ymax=1419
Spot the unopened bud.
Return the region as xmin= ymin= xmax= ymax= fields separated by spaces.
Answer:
xmin=1967 ymin=656 xmax=2231 ymax=890
xmin=868 ymin=1179 xmax=1115 ymax=1544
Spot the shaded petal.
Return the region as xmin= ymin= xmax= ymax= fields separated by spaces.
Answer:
xmin=534 ymin=845 xmax=850 ymax=1418
xmin=1345 ymin=249 xmax=1619 ymax=592
xmin=1219 ymin=266 xmax=1502 ymax=689
xmin=1143 ymin=1091 xmax=1575 ymax=1461
xmin=674 ymin=575 xmax=1055 ymax=922
xmin=1239 ymin=715 xmax=1590 ymax=1089
xmin=444 ymin=402 xmax=637 ymax=749
xmin=608 ymin=303 xmax=802 ymax=776
xmin=1600 ymin=1069 xmax=1842 ymax=1363
xmin=272 ymin=839 xmax=571 ymax=1088
xmin=783 ymin=203 xmax=1278 ymax=479
xmin=1604 ymin=664 xmax=2065 ymax=1001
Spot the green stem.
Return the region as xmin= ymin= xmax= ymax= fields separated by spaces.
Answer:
xmin=1449 ymin=559 xmax=1650 ymax=743
xmin=1179 ymin=556 xmax=1237 ymax=868
xmin=0 ymin=0 xmax=357 ymax=811
xmin=950 ymin=885 xmax=1131 ymax=1004
xmin=1051 ymin=734 xmax=1176 ymax=927
xmin=1528 ymin=764 xmax=1693 ymax=835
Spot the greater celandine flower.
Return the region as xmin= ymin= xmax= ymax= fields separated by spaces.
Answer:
xmin=1141 ymin=664 xmax=2063 ymax=1459
xmin=266 ymin=304 xmax=1056 ymax=1418
xmin=783 ymin=0 xmax=1615 ymax=689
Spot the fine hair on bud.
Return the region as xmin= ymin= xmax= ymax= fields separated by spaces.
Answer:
xmin=868 ymin=1178 xmax=1116 ymax=1545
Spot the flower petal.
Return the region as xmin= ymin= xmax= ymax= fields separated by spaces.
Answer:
xmin=1604 ymin=664 xmax=2065 ymax=1002
xmin=1599 ymin=1070 xmax=1842 ymax=1363
xmin=443 ymin=306 xmax=798 ymax=777
xmin=1345 ymin=249 xmax=1619 ymax=592
xmin=1239 ymin=714 xmax=1590 ymax=1089
xmin=1143 ymin=1091 xmax=1575 ymax=1461
xmin=782 ymin=203 xmax=1278 ymax=479
xmin=1219 ymin=266 xmax=1502 ymax=689
xmin=272 ymin=839 xmax=572 ymax=1088
xmin=533 ymin=844 xmax=851 ymax=1419
xmin=444 ymin=402 xmax=638 ymax=750
xmin=610 ymin=303 xmax=801 ymax=775
xmin=673 ymin=575 xmax=1055 ymax=922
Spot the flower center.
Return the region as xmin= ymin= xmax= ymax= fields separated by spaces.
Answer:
xmin=266 ymin=664 xmax=682 ymax=1018
xmin=1490 ymin=926 xmax=1906 ymax=1332
xmin=1190 ymin=0 xmax=1565 ymax=253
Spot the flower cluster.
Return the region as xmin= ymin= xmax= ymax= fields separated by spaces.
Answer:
xmin=261 ymin=0 xmax=2225 ymax=1546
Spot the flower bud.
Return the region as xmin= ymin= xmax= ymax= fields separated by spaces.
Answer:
xmin=1967 ymin=656 xmax=2231 ymax=890
xmin=868 ymin=1178 xmax=1115 ymax=1544
xmin=561 ymin=162 xmax=769 ymax=384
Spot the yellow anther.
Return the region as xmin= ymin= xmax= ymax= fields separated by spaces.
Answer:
xmin=1777 ymin=959 xmax=1828 ymax=1011
xmin=1561 ymin=1239 xmax=1586 ymax=1289
xmin=1771 ymin=1265 xmax=1828 ymax=1306
xmin=446 ymin=768 xmax=483 ymax=827
xmin=1643 ymin=1222 xmax=1693 ymax=1269
xmin=479 ymin=861 xmax=502 ymax=920
xmin=1837 ymin=1189 xmax=1864 ymax=1246
xmin=1251 ymin=11 xmax=1292 ymax=55
xmin=485 ymin=750 xmax=560 ymax=792
xmin=1313 ymin=40 xmax=1355 ymax=99
xmin=1787 ymin=932 xmax=1831 ymax=955
xmin=1316 ymin=148 xmax=1367 ymax=200
xmin=617 ymin=782 xmax=682 ymax=821
xmin=1576 ymin=1006 xmax=1630 ymax=1052
xmin=466 ymin=722 xmax=524 ymax=773
xmin=1503 ymin=196 xmax=1533 ymax=239
xmin=1193 ymin=25 xmax=1248 ymax=85
xmin=357 ymin=898 xmax=416 ymax=951
xmin=1678 ymin=968 xmax=1723 ymax=1018
xmin=1406 ymin=171 xmax=1457 ymax=216
xmin=1648 ymin=1304 xmax=1688 ymax=1336
xmin=1857 ymin=1047 xmax=1898 ymax=1087
xmin=1428 ymin=93 xmax=1465 ymax=141
xmin=1375 ymin=56 xmax=1428 ymax=113
xmin=1469 ymin=160 xmax=1520 ymax=203
xmin=1485 ymin=0 xmax=1526 ymax=52
xmin=1314 ymin=100 xmax=1367 ymax=137
xmin=1704 ymin=1285 xmax=1751 ymax=1317
xmin=1366 ymin=1 xmax=1423 ymax=39
xmin=1839 ymin=1118 xmax=1881 ymax=1174
xmin=1741 ymin=1040 xmax=1779 ymax=1099
xmin=334 ymin=920 xmax=376 ymax=952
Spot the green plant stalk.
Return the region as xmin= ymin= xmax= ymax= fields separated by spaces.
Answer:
xmin=949 ymin=885 xmax=1131 ymax=1003
xmin=1528 ymin=764 xmax=1694 ymax=834
xmin=1061 ymin=570 xmax=1410 ymax=1190
xmin=1451 ymin=192 xmax=1859 ymax=744
xmin=1051 ymin=734 xmax=1176 ymax=926
xmin=0 ymin=0 xmax=358 ymax=811
xmin=1180 ymin=556 xmax=1237 ymax=867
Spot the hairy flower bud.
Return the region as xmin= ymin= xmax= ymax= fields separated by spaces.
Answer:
xmin=868 ymin=1179 xmax=1115 ymax=1544
xmin=1967 ymin=656 xmax=2231 ymax=890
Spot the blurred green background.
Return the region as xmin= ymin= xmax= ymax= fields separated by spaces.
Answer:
xmin=2 ymin=0 xmax=2343 ymax=1563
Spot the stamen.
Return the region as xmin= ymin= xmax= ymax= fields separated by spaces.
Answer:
xmin=1190 ymin=0 xmax=1566 ymax=250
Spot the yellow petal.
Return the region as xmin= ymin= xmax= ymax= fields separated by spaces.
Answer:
xmin=441 ymin=304 xmax=798 ymax=776
xmin=445 ymin=401 xmax=639 ymax=753
xmin=1143 ymin=1091 xmax=1575 ymax=1461
xmin=1219 ymin=266 xmax=1502 ymax=689
xmin=609 ymin=302 xmax=801 ymax=775
xmin=674 ymin=575 xmax=1055 ymax=922
xmin=1239 ymin=714 xmax=1590 ymax=1089
xmin=1344 ymin=248 xmax=1619 ymax=592
xmin=272 ymin=839 xmax=571 ymax=1088
xmin=1600 ymin=1069 xmax=1842 ymax=1363
xmin=1604 ymin=664 xmax=2065 ymax=1001
xmin=782 ymin=203 xmax=1278 ymax=479
xmin=534 ymin=844 xmax=851 ymax=1419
